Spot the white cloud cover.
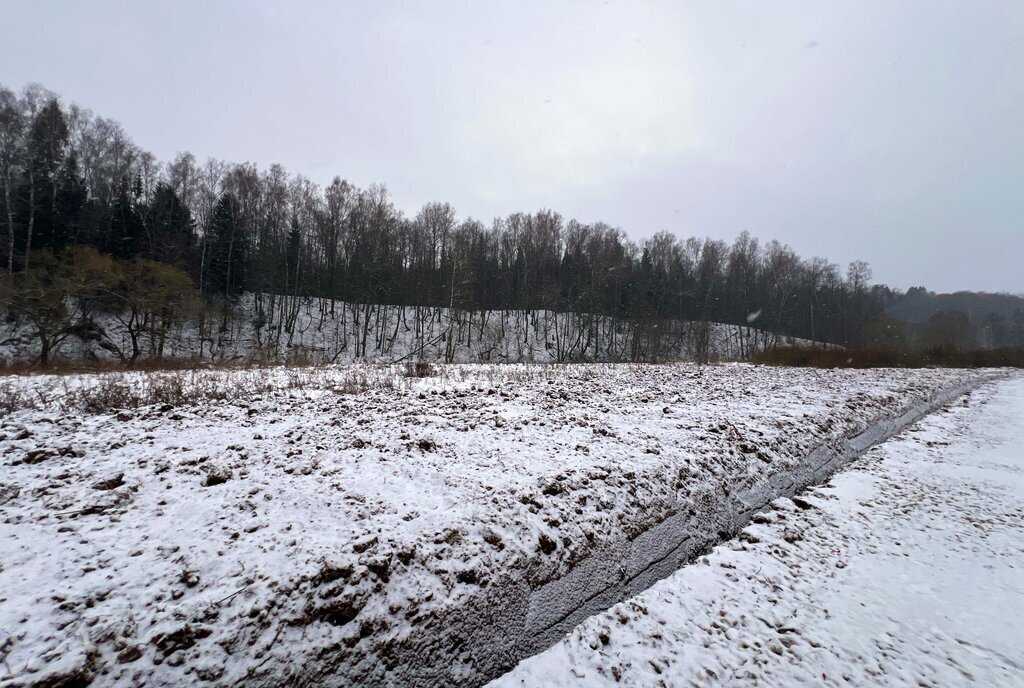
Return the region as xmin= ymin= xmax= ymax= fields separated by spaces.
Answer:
xmin=3 ymin=0 xmax=1022 ymax=292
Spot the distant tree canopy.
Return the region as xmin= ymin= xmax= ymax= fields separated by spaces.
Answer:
xmin=0 ymin=82 xmax=1019 ymax=356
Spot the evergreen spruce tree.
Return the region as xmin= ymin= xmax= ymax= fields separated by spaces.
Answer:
xmin=53 ymin=152 xmax=85 ymax=253
xmin=108 ymin=182 xmax=144 ymax=259
xmin=204 ymin=193 xmax=245 ymax=297
xmin=18 ymin=98 xmax=69 ymax=267
xmin=145 ymin=183 xmax=195 ymax=271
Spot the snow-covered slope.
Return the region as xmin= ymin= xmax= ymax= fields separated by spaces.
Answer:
xmin=0 ymin=364 xmax=991 ymax=687
xmin=492 ymin=374 xmax=1024 ymax=687
xmin=0 ymin=294 xmax=815 ymax=364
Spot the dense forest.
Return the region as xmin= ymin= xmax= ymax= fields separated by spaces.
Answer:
xmin=1 ymin=83 xmax=1020 ymax=363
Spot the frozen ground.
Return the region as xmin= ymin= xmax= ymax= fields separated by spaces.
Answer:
xmin=0 ymin=364 xmax=993 ymax=686
xmin=492 ymin=374 xmax=1024 ymax=687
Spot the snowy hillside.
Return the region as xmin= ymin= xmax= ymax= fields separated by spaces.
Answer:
xmin=0 ymin=294 xmax=817 ymax=365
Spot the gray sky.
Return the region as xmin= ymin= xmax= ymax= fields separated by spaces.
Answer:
xmin=4 ymin=0 xmax=1022 ymax=293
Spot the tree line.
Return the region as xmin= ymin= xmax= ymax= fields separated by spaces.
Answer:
xmin=1 ymin=83 xmax=1007 ymax=363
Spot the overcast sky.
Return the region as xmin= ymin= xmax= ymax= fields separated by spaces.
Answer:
xmin=3 ymin=0 xmax=1022 ymax=293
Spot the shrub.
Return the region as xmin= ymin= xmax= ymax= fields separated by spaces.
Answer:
xmin=403 ymin=361 xmax=437 ymax=378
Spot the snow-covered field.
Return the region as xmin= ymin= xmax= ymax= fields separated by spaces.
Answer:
xmin=493 ymin=374 xmax=1024 ymax=687
xmin=0 ymin=364 xmax=997 ymax=686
